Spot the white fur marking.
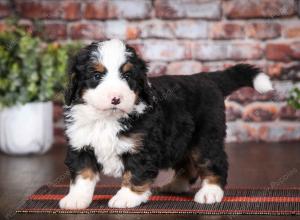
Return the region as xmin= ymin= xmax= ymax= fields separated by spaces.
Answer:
xmin=134 ymin=101 xmax=147 ymax=114
xmin=59 ymin=175 xmax=98 ymax=209
xmin=65 ymin=104 xmax=137 ymax=177
xmin=194 ymin=180 xmax=224 ymax=204
xmin=108 ymin=187 xmax=151 ymax=208
xmin=253 ymin=73 xmax=273 ymax=94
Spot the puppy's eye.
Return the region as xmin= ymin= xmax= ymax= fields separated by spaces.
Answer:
xmin=94 ymin=73 xmax=101 ymax=80
xmin=123 ymin=72 xmax=131 ymax=79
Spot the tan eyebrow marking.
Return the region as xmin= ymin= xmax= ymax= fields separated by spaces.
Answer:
xmin=94 ymin=63 xmax=105 ymax=73
xmin=122 ymin=62 xmax=133 ymax=73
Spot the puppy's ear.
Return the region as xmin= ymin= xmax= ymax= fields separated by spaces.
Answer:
xmin=64 ymin=73 xmax=77 ymax=106
xmin=64 ymin=44 xmax=94 ymax=105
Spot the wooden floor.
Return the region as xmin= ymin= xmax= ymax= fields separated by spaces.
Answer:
xmin=0 ymin=142 xmax=299 ymax=220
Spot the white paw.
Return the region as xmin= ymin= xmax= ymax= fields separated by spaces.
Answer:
xmin=194 ymin=184 xmax=224 ymax=204
xmin=59 ymin=193 xmax=92 ymax=209
xmin=108 ymin=187 xmax=151 ymax=208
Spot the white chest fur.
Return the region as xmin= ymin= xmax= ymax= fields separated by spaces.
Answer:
xmin=65 ymin=104 xmax=135 ymax=177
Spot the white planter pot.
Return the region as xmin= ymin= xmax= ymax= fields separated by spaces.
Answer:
xmin=0 ymin=102 xmax=53 ymax=155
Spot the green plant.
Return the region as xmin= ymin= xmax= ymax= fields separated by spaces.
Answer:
xmin=0 ymin=25 xmax=81 ymax=109
xmin=288 ymin=87 xmax=300 ymax=110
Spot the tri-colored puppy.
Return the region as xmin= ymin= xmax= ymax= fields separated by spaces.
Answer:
xmin=59 ymin=39 xmax=273 ymax=209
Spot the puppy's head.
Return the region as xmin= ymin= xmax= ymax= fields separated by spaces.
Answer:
xmin=65 ymin=39 xmax=152 ymax=117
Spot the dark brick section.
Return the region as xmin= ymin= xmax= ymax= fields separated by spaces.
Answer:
xmin=223 ymin=0 xmax=296 ymax=19
xmin=1 ymin=0 xmax=299 ymax=142
xmin=246 ymin=23 xmax=281 ymax=40
xmin=280 ymin=105 xmax=300 ymax=120
xmin=14 ymin=0 xmax=81 ymax=20
xmin=0 ymin=1 xmax=11 ymax=18
xmin=266 ymin=43 xmax=300 ymax=62
xmin=243 ymin=103 xmax=279 ymax=122
xmin=155 ymin=0 xmax=221 ymax=20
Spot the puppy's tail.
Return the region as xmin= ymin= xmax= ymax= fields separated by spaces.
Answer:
xmin=204 ymin=64 xmax=273 ymax=96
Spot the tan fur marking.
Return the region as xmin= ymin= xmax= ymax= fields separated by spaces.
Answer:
xmin=129 ymin=133 xmax=144 ymax=151
xmin=79 ymin=168 xmax=95 ymax=180
xmin=122 ymin=171 xmax=151 ymax=194
xmin=119 ymin=133 xmax=144 ymax=153
xmin=94 ymin=63 xmax=105 ymax=73
xmin=122 ymin=62 xmax=133 ymax=73
xmin=205 ymin=175 xmax=222 ymax=185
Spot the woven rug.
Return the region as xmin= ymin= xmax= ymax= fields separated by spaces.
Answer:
xmin=17 ymin=184 xmax=300 ymax=215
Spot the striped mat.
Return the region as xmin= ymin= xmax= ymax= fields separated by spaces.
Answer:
xmin=17 ymin=184 xmax=300 ymax=215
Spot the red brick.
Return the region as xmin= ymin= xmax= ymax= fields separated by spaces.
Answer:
xmin=126 ymin=25 xmax=140 ymax=40
xmin=283 ymin=24 xmax=300 ymax=38
xmin=267 ymin=63 xmax=284 ymax=78
xmin=140 ymin=20 xmax=174 ymax=38
xmin=103 ymin=21 xmax=139 ymax=40
xmin=229 ymin=87 xmax=275 ymax=104
xmin=84 ymin=0 xmax=109 ymax=19
xmin=63 ymin=1 xmax=81 ymax=20
xmin=85 ymin=0 xmax=151 ymax=19
xmin=40 ymin=23 xmax=67 ymax=41
xmin=155 ymin=0 xmax=221 ymax=19
xmin=166 ymin=61 xmax=202 ymax=75
xmin=225 ymin=101 xmax=243 ymax=121
xmin=266 ymin=62 xmax=300 ymax=80
xmin=246 ymin=23 xmax=281 ymax=39
xmin=139 ymin=40 xmax=190 ymax=61
xmin=285 ymin=27 xmax=300 ymax=38
xmin=209 ymin=23 xmax=244 ymax=39
xmin=192 ymin=43 xmax=263 ymax=61
xmin=201 ymin=62 xmax=234 ymax=72
xmin=258 ymin=122 xmax=300 ymax=142
xmin=15 ymin=0 xmax=81 ymax=20
xmin=243 ymin=103 xmax=279 ymax=122
xmin=226 ymin=43 xmax=263 ymax=60
xmin=224 ymin=0 xmax=295 ymax=19
xmin=227 ymin=122 xmax=300 ymax=142
xmin=266 ymin=43 xmax=300 ymax=62
xmin=70 ymin=23 xmax=105 ymax=40
xmin=0 ymin=1 xmax=10 ymax=18
xmin=280 ymin=105 xmax=300 ymax=120
xmin=148 ymin=62 xmax=167 ymax=77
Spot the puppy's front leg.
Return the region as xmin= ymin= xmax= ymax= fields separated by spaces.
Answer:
xmin=108 ymin=171 xmax=152 ymax=208
xmin=59 ymin=168 xmax=99 ymax=209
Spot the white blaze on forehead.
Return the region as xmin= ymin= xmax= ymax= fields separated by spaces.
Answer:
xmin=95 ymin=39 xmax=129 ymax=72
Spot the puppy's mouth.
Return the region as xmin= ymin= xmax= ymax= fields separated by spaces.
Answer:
xmin=103 ymin=107 xmax=128 ymax=115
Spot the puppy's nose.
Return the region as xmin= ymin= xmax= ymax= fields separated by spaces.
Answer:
xmin=111 ymin=97 xmax=121 ymax=105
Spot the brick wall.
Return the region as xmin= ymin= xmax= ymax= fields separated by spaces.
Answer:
xmin=1 ymin=0 xmax=300 ymax=143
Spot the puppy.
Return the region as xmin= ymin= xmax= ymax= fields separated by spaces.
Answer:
xmin=59 ymin=39 xmax=273 ymax=209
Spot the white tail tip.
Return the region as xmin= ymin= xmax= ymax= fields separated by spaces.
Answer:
xmin=253 ymin=73 xmax=273 ymax=94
